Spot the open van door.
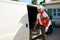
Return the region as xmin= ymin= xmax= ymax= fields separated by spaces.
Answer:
xmin=14 ymin=4 xmax=29 ymax=40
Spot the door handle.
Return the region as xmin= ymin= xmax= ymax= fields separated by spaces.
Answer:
xmin=26 ymin=23 xmax=28 ymax=28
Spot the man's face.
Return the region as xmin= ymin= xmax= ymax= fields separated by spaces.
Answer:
xmin=37 ymin=8 xmax=41 ymax=12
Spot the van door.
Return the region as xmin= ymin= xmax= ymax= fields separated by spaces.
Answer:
xmin=14 ymin=4 xmax=29 ymax=40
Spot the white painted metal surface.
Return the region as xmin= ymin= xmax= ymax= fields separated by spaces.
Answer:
xmin=0 ymin=1 xmax=29 ymax=40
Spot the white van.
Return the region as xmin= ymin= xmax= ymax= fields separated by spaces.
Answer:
xmin=0 ymin=1 xmax=52 ymax=40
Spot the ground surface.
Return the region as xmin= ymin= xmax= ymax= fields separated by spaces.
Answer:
xmin=46 ymin=27 xmax=60 ymax=40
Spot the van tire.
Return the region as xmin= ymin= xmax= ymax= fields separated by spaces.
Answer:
xmin=45 ymin=25 xmax=53 ymax=35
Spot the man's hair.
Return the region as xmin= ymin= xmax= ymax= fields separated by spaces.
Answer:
xmin=39 ymin=2 xmax=43 ymax=4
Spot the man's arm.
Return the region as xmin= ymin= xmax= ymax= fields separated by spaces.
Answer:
xmin=43 ymin=17 xmax=49 ymax=21
xmin=33 ymin=19 xmax=38 ymax=30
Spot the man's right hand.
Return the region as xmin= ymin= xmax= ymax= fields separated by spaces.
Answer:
xmin=33 ymin=19 xmax=38 ymax=30
xmin=33 ymin=26 xmax=36 ymax=30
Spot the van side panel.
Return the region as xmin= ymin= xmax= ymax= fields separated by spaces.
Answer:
xmin=0 ymin=1 xmax=29 ymax=40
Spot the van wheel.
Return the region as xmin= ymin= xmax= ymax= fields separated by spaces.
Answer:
xmin=45 ymin=25 xmax=53 ymax=35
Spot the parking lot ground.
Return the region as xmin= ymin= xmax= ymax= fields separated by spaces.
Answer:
xmin=46 ymin=27 xmax=60 ymax=40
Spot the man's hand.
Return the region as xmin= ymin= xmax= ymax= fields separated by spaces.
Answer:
xmin=33 ymin=26 xmax=36 ymax=30
xmin=33 ymin=19 xmax=38 ymax=30
xmin=42 ymin=17 xmax=49 ymax=21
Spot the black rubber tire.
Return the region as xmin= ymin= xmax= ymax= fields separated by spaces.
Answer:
xmin=45 ymin=25 xmax=53 ymax=35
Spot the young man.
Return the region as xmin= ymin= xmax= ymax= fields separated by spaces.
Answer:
xmin=33 ymin=5 xmax=50 ymax=40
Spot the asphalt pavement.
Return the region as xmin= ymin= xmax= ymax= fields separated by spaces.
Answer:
xmin=46 ymin=27 xmax=60 ymax=40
